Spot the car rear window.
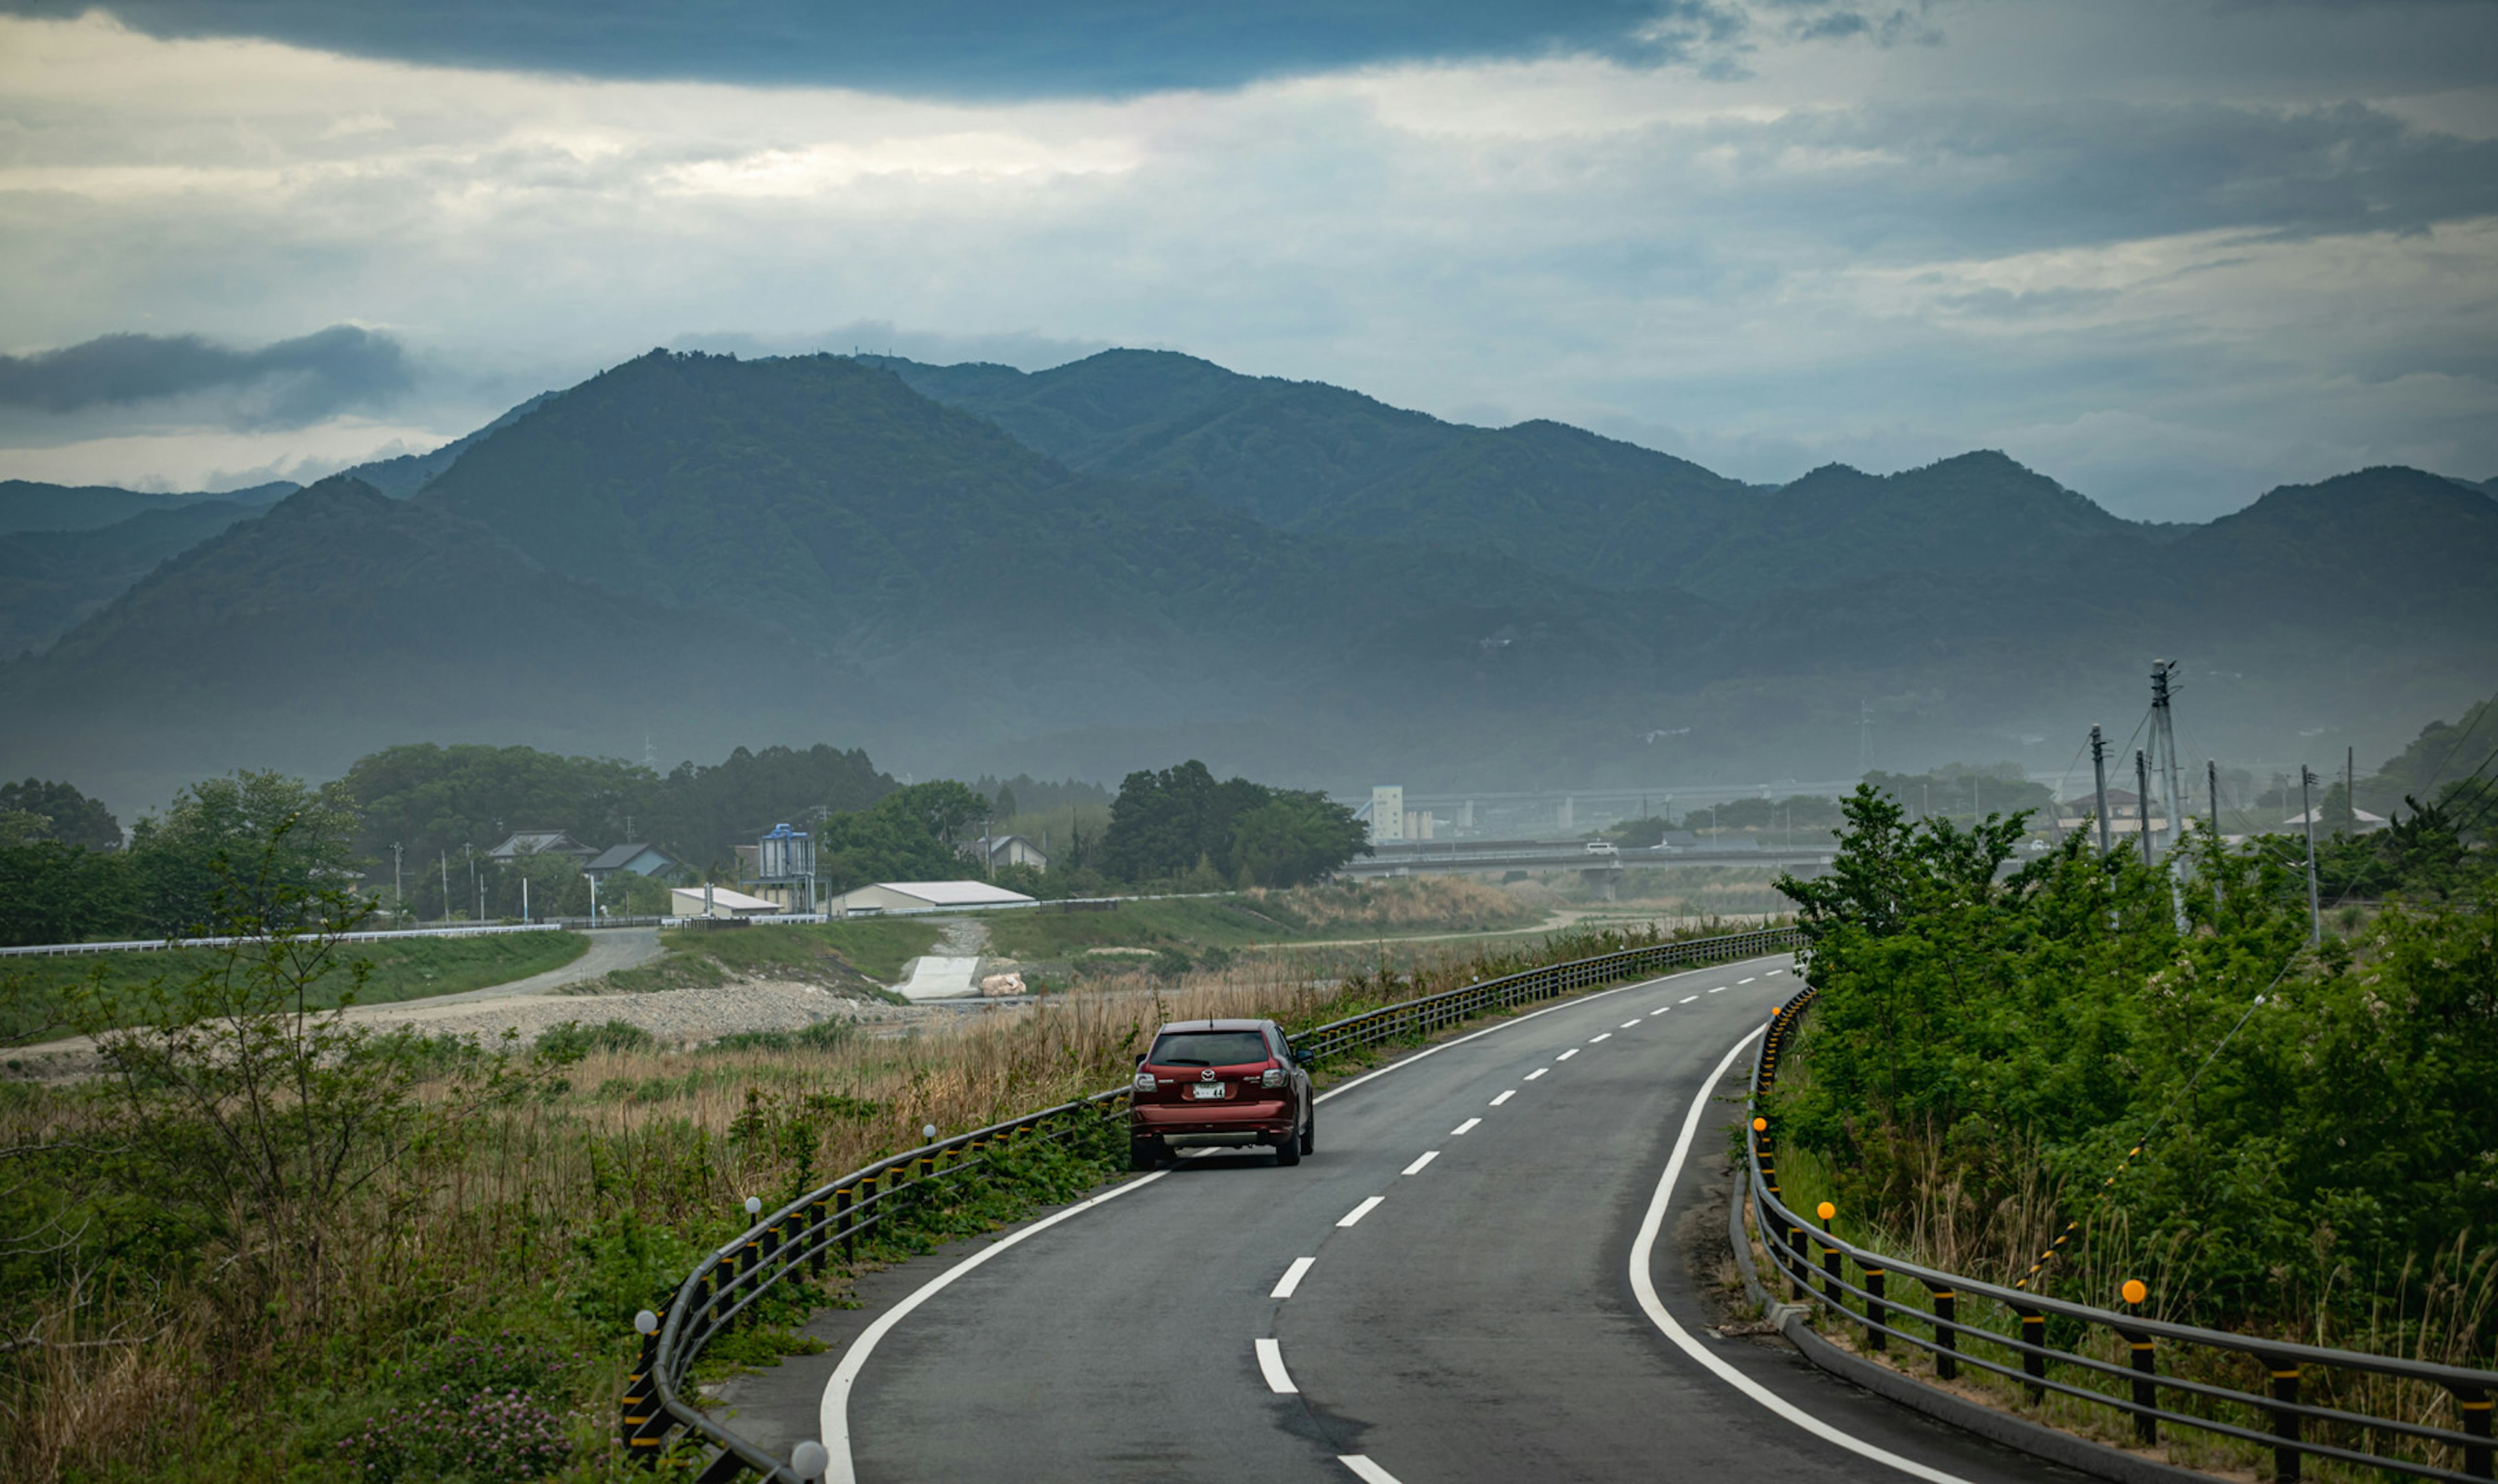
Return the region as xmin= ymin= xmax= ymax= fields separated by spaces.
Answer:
xmin=1147 ymin=1030 xmax=1270 ymax=1067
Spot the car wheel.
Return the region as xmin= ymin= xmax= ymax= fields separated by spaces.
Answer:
xmin=1274 ymin=1129 xmax=1301 ymax=1166
xmin=1129 ymin=1136 xmax=1162 ymax=1172
xmin=1299 ymin=1107 xmax=1315 ymax=1156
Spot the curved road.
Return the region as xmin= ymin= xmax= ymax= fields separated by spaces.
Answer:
xmin=729 ymin=954 xmax=2088 ymax=1483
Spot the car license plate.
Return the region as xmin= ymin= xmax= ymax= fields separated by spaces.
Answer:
xmin=1190 ymin=1084 xmax=1228 ymax=1100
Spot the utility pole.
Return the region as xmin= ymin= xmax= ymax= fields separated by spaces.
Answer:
xmin=1857 ymin=700 xmax=1872 ymax=776
xmin=2090 ymin=725 xmax=2112 ymax=858
xmin=2151 ymin=661 xmax=2185 ymax=853
xmin=392 ymin=842 xmax=403 ymax=925
xmin=2346 ymin=746 xmax=2356 ymax=834
xmin=466 ymin=843 xmax=478 ymax=923
xmin=2207 ymin=760 xmax=2221 ymax=843
xmin=522 ymin=875 xmax=530 ymax=925
xmin=2301 ymin=765 xmax=2321 ymax=944
xmin=440 ymin=851 xmax=450 ymax=924
xmin=589 ymin=870 xmax=599 ymax=925
xmin=2136 ymin=749 xmax=2155 ymax=866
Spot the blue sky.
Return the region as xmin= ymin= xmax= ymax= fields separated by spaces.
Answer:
xmin=0 ymin=0 xmax=2493 ymax=518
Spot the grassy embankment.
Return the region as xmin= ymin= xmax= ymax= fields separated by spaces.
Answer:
xmin=1 ymin=916 xmax=1764 ymax=1484
xmin=0 ymin=930 xmax=591 ymax=1045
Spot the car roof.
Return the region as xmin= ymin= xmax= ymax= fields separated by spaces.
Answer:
xmin=1150 ymin=1018 xmax=1271 ymax=1035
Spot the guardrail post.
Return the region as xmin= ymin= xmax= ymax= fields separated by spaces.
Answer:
xmin=1923 ymin=1282 xmax=1957 ymax=1380
xmin=623 ymin=1310 xmax=661 ymax=1466
xmin=842 ymin=1180 xmax=863 ymax=1261
xmin=1862 ymin=1267 xmax=1887 ymax=1353
xmin=1785 ymin=1224 xmax=1809 ymax=1302
xmin=2120 ymin=1330 xmax=2156 ymax=1445
xmin=2269 ymin=1362 xmax=2301 ymax=1482
xmin=1819 ymin=1239 xmax=1843 ymax=1308
xmin=2456 ymin=1387 xmax=2492 ymax=1479
xmin=2014 ymin=1306 xmax=2046 ymax=1401
xmin=806 ymin=1197 xmax=827 ymax=1277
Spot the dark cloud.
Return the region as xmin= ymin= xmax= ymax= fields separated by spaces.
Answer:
xmin=0 ymin=0 xmax=1695 ymax=98
xmin=0 ymin=326 xmax=413 ymax=428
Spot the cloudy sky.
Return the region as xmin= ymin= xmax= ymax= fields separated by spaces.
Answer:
xmin=1 ymin=0 xmax=2493 ymax=518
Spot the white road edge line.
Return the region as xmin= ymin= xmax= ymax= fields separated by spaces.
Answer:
xmin=1451 ymin=1117 xmax=1481 ymax=1135
xmin=1339 ymin=1455 xmax=1404 ymax=1483
xmin=1338 ymin=1195 xmax=1386 ymax=1228
xmin=1272 ymin=1256 xmax=1316 ymax=1299
xmin=1525 ymin=1068 xmax=1548 ymax=1081
xmin=1256 ymin=1336 xmax=1298 ymax=1394
xmin=1628 ymin=1027 xmax=1978 ymax=1484
xmin=1490 ymin=1089 xmax=1516 ymax=1106
xmin=1403 ymin=1150 xmax=1439 ymax=1176
xmin=821 ymin=948 xmax=1794 ymax=1481
xmin=817 ymin=1168 xmax=1168 ymax=1483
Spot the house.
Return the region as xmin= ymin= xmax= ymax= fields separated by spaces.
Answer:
xmin=2281 ymin=806 xmax=2387 ymax=833
xmin=2055 ymin=789 xmax=2168 ymax=834
xmin=830 ymin=881 xmax=1038 ymax=916
xmin=582 ymin=843 xmax=682 ymax=880
xmin=963 ymin=834 xmax=1049 ymax=871
xmin=669 ymin=884 xmax=786 ymax=919
xmin=487 ymin=830 xmax=596 ymax=864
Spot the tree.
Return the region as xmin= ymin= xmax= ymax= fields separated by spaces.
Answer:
xmin=0 ymin=840 xmax=142 ymax=947
xmin=1101 ymin=761 xmax=1270 ymax=883
xmin=0 ymin=778 xmax=122 ymax=851
xmin=1231 ymin=791 xmax=1370 ymax=887
xmin=814 ymin=780 xmax=989 ymax=891
xmin=129 ymin=771 xmax=360 ymax=935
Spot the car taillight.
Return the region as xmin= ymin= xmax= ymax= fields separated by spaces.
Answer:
xmin=1260 ymin=1067 xmax=1287 ymax=1089
xmin=1133 ymin=1071 xmax=1155 ymax=1093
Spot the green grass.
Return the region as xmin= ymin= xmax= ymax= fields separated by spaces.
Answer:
xmin=596 ymin=919 xmax=941 ymax=996
xmin=983 ymin=897 xmax=1301 ymax=959
xmin=1 ymin=931 xmax=591 ymax=1042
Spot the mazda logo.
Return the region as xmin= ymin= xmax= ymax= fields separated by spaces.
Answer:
xmin=1199 ymin=1068 xmax=1217 ymax=1081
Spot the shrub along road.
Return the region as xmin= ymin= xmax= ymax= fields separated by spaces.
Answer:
xmin=720 ymin=952 xmax=2088 ymax=1483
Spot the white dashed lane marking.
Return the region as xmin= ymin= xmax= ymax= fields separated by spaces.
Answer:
xmin=1340 ymin=1457 xmax=1404 ymax=1483
xmin=1681 ymin=995 xmax=1699 ymax=1003
xmin=1708 ymin=987 xmax=1726 ymax=994
xmin=1338 ymin=1197 xmax=1385 ymax=1228
xmin=1256 ymin=1338 xmax=1298 ymax=1393
xmin=1272 ymin=1258 xmax=1315 ymax=1299
xmin=1557 ymin=1049 xmax=1579 ymax=1061
xmin=1739 ymin=977 xmax=1756 ymax=984
xmin=1589 ymin=1033 xmax=1612 ymax=1043
xmin=1650 ymin=1007 xmax=1669 ymax=1016
xmin=1490 ymin=1090 xmax=1516 ymax=1106
xmin=1451 ymin=1117 xmax=1481 ymax=1136
xmin=1403 ymin=1150 xmax=1439 ymax=1176
xmin=1525 ymin=1068 xmax=1548 ymax=1080
xmin=1621 ymin=1019 xmax=1643 ymax=1028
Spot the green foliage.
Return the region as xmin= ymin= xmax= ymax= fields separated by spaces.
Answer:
xmin=813 ymin=780 xmax=990 ymax=891
xmin=1774 ymin=785 xmax=2498 ymax=1347
xmin=1101 ymin=760 xmax=1367 ymax=887
xmin=0 ymin=839 xmax=144 ymax=947
xmin=0 ymin=777 xmax=121 ymax=849
xmin=127 ymin=769 xmax=360 ymax=935
xmin=535 ymin=1018 xmax=658 ymax=1059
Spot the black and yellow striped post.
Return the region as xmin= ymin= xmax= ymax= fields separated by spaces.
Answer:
xmin=732 ymin=1196 xmax=762 ymax=1330
xmin=2121 ymin=1279 xmax=2156 ymax=1446
xmin=2268 ymin=1361 xmax=2302 ymax=1482
xmin=1922 ymin=1281 xmax=1957 ymax=1381
xmin=2013 ymin=1306 xmax=2047 ymax=1401
xmin=805 ymin=1197 xmax=827 ymax=1277
xmin=2455 ymin=1386 xmax=2491 ymax=1479
xmin=844 ymin=1177 xmax=866 ymax=1262
xmin=622 ymin=1309 xmax=662 ymax=1467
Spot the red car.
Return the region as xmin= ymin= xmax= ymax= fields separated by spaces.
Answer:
xmin=1129 ymin=1017 xmax=1313 ymax=1170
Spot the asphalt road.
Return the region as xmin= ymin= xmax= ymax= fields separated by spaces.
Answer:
xmin=725 ymin=953 xmax=2091 ymax=1483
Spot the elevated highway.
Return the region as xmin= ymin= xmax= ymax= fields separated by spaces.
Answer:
xmin=1341 ymin=839 xmax=1836 ymax=879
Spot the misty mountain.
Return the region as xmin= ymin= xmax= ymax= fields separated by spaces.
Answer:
xmin=338 ymin=391 xmax=552 ymax=497
xmin=0 ymin=499 xmax=263 ymax=657
xmin=0 ymin=477 xmax=295 ymax=535
xmin=868 ymin=349 xmax=1754 ymax=587
xmin=4 ymin=349 xmax=2493 ymax=812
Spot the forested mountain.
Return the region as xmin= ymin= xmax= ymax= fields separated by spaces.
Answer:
xmin=336 ymin=392 xmax=552 ymax=497
xmin=3 ymin=348 xmax=2492 ymax=811
xmin=0 ymin=499 xmax=263 ymax=656
xmin=0 ymin=477 xmax=294 ymax=535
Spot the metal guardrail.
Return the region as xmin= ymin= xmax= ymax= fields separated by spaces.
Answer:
xmin=622 ymin=924 xmax=1802 ymax=1479
xmin=1745 ymin=987 xmax=2498 ymax=1483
